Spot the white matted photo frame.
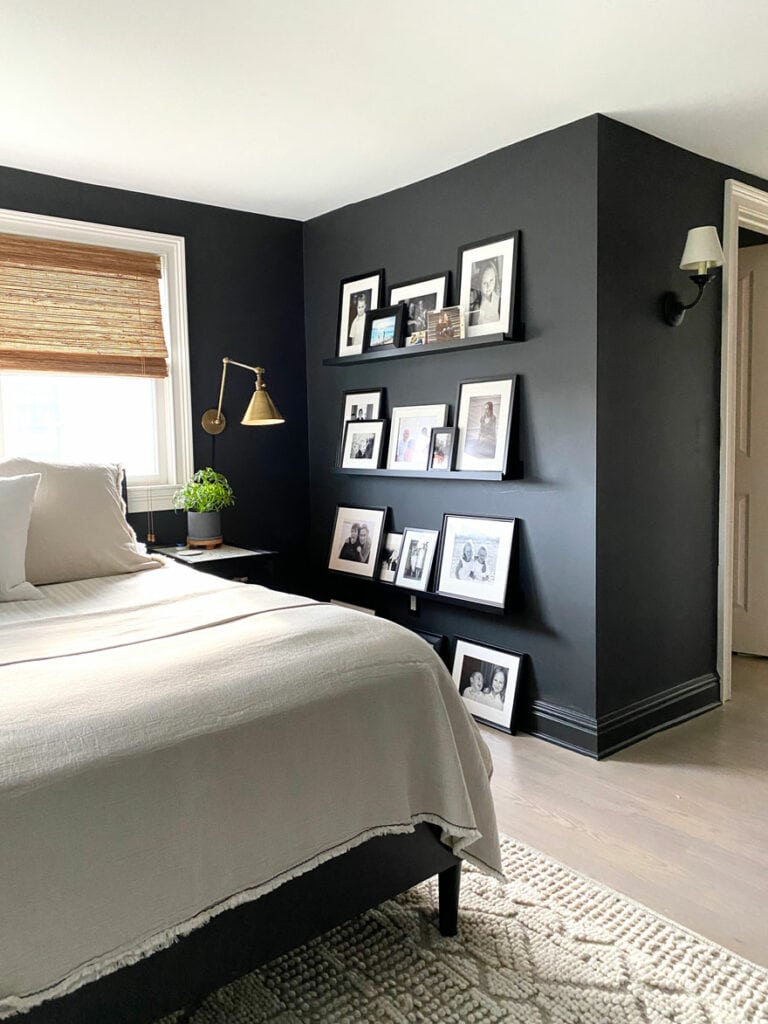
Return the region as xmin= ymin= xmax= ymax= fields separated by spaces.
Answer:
xmin=339 ymin=418 xmax=386 ymax=469
xmin=451 ymin=637 xmax=522 ymax=734
xmin=378 ymin=531 xmax=403 ymax=584
xmin=386 ymin=404 xmax=449 ymax=472
xmin=454 ymin=374 xmax=516 ymax=474
xmin=435 ymin=513 xmax=515 ymax=610
xmin=394 ymin=527 xmax=440 ymax=592
xmin=388 ymin=272 xmax=450 ymax=345
xmin=337 ymin=388 xmax=384 ymax=463
xmin=457 ymin=231 xmax=519 ymax=339
xmin=328 ymin=505 xmax=388 ymax=579
xmin=336 ymin=270 xmax=384 ymax=357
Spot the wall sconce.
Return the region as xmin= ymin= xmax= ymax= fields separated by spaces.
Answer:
xmin=663 ymin=226 xmax=724 ymax=327
xmin=201 ymin=357 xmax=285 ymax=434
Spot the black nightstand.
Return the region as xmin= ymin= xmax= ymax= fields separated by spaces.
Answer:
xmin=152 ymin=545 xmax=276 ymax=586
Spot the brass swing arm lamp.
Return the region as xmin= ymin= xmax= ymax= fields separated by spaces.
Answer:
xmin=201 ymin=357 xmax=285 ymax=435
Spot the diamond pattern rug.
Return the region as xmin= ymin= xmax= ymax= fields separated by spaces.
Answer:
xmin=159 ymin=836 xmax=768 ymax=1023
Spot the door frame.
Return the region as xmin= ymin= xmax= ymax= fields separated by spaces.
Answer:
xmin=718 ymin=180 xmax=768 ymax=700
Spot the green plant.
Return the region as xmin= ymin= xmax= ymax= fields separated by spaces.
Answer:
xmin=172 ymin=467 xmax=235 ymax=513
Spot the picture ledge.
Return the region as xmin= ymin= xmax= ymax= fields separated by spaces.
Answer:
xmin=332 ymin=465 xmax=524 ymax=481
xmin=323 ymin=331 xmax=523 ymax=366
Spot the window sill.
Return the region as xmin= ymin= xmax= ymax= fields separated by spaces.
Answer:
xmin=127 ymin=484 xmax=178 ymax=513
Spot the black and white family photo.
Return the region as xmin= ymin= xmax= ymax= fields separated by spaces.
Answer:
xmin=451 ymin=637 xmax=522 ymax=733
xmin=463 ymin=394 xmax=500 ymax=460
xmin=451 ymin=535 xmax=497 ymax=583
xmin=436 ymin=513 xmax=515 ymax=609
xmin=338 ymin=520 xmax=373 ymax=564
xmin=348 ymin=429 xmax=374 ymax=460
xmin=468 ymin=257 xmax=502 ymax=326
xmin=346 ymin=290 xmax=371 ymax=349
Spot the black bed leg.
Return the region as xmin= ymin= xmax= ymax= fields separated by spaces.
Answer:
xmin=438 ymin=863 xmax=461 ymax=936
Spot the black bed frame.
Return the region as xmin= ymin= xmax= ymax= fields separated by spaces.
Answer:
xmin=22 ymin=824 xmax=461 ymax=1024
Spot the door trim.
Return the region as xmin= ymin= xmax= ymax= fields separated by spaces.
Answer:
xmin=718 ymin=180 xmax=768 ymax=700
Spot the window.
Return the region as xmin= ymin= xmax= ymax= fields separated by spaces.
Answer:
xmin=0 ymin=208 xmax=192 ymax=511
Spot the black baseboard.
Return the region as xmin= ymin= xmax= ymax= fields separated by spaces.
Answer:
xmin=523 ymin=672 xmax=721 ymax=759
xmin=595 ymin=673 xmax=721 ymax=758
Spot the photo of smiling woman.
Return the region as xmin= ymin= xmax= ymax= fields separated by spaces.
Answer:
xmin=451 ymin=638 xmax=522 ymax=733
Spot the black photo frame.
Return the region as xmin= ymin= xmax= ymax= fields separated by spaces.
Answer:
xmin=457 ymin=231 xmax=519 ymax=340
xmin=362 ymin=303 xmax=407 ymax=353
xmin=336 ymin=269 xmax=385 ymax=357
xmin=435 ymin=513 xmax=516 ymax=610
xmin=337 ymin=388 xmax=385 ymax=466
xmin=451 ymin=637 xmax=523 ymax=734
xmin=328 ymin=505 xmax=388 ymax=579
xmin=388 ymin=272 xmax=451 ymax=345
xmin=454 ymin=374 xmax=516 ymax=475
xmin=427 ymin=426 xmax=457 ymax=471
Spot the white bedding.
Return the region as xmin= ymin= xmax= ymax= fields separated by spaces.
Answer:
xmin=0 ymin=563 xmax=501 ymax=1017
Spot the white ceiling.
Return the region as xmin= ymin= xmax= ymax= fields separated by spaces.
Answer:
xmin=2 ymin=1 xmax=767 ymax=221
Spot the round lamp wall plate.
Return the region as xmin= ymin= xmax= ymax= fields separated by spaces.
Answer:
xmin=201 ymin=409 xmax=227 ymax=434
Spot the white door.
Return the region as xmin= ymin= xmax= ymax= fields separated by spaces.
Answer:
xmin=733 ymin=243 xmax=768 ymax=654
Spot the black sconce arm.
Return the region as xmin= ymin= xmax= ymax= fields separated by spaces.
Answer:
xmin=663 ymin=273 xmax=713 ymax=327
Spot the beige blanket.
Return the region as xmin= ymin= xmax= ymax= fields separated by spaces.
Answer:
xmin=0 ymin=565 xmax=501 ymax=1018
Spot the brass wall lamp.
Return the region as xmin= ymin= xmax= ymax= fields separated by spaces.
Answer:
xmin=662 ymin=226 xmax=724 ymax=327
xmin=201 ymin=358 xmax=285 ymax=434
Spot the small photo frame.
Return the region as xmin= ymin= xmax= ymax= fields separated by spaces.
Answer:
xmin=328 ymin=505 xmax=388 ymax=579
xmin=455 ymin=375 xmax=516 ymax=474
xmin=426 ymin=306 xmax=464 ymax=344
xmin=452 ymin=637 xmax=522 ymax=734
xmin=435 ymin=513 xmax=515 ymax=610
xmin=404 ymin=330 xmax=426 ymax=347
xmin=337 ymin=388 xmax=384 ymax=463
xmin=340 ymin=418 xmax=386 ymax=469
xmin=428 ymin=426 xmax=456 ymax=471
xmin=363 ymin=303 xmax=406 ymax=352
xmin=457 ymin=232 xmax=519 ymax=339
xmin=394 ymin=527 xmax=440 ymax=592
xmin=378 ymin=531 xmax=403 ymax=584
xmin=386 ymin=404 xmax=449 ymax=472
xmin=337 ymin=270 xmax=385 ymax=357
xmin=389 ymin=272 xmax=450 ymax=345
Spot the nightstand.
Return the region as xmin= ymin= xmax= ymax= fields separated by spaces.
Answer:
xmin=151 ymin=545 xmax=276 ymax=586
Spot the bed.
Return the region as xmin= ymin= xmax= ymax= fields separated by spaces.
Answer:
xmin=0 ymin=460 xmax=501 ymax=1023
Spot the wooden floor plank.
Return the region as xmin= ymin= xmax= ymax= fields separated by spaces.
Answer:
xmin=482 ymin=655 xmax=768 ymax=966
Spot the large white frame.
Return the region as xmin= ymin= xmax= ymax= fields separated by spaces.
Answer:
xmin=0 ymin=206 xmax=192 ymax=513
xmin=718 ymin=180 xmax=768 ymax=700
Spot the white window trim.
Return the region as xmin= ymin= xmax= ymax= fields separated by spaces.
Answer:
xmin=0 ymin=206 xmax=193 ymax=512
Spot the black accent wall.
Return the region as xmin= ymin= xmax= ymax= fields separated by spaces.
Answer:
xmin=0 ymin=165 xmax=310 ymax=590
xmin=303 ymin=117 xmax=601 ymax=741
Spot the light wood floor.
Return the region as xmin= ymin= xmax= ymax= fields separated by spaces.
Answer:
xmin=481 ymin=655 xmax=768 ymax=967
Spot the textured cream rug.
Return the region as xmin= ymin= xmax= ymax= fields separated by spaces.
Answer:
xmin=160 ymin=836 xmax=768 ymax=1023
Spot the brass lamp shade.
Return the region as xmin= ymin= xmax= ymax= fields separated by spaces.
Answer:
xmin=241 ymin=386 xmax=284 ymax=426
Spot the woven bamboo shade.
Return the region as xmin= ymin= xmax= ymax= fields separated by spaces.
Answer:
xmin=0 ymin=233 xmax=168 ymax=377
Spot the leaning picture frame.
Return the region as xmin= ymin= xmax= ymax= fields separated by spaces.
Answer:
xmin=435 ymin=513 xmax=516 ymax=610
xmin=337 ymin=388 xmax=385 ymax=464
xmin=454 ymin=374 xmax=516 ymax=474
xmin=451 ymin=637 xmax=523 ymax=734
xmin=339 ymin=418 xmax=386 ymax=469
xmin=457 ymin=231 xmax=519 ymax=339
xmin=336 ymin=270 xmax=385 ymax=357
xmin=362 ymin=303 xmax=406 ymax=352
xmin=386 ymin=404 xmax=449 ymax=472
xmin=388 ymin=272 xmax=450 ymax=346
xmin=427 ymin=426 xmax=457 ymax=471
xmin=394 ymin=527 xmax=440 ymax=592
xmin=377 ymin=531 xmax=403 ymax=584
xmin=328 ymin=505 xmax=388 ymax=579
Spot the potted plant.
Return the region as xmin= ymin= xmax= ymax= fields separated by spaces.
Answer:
xmin=172 ymin=467 xmax=235 ymax=547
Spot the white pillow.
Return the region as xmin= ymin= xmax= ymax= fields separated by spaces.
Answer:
xmin=0 ymin=458 xmax=163 ymax=585
xmin=0 ymin=473 xmax=43 ymax=601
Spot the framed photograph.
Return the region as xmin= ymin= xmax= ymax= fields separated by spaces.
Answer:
xmin=389 ymin=272 xmax=450 ymax=345
xmin=394 ymin=527 xmax=440 ymax=592
xmin=337 ymin=270 xmax=385 ymax=357
xmin=454 ymin=375 xmax=516 ymax=474
xmin=435 ymin=513 xmax=516 ymax=610
xmin=426 ymin=306 xmax=465 ymax=344
xmin=362 ymin=303 xmax=406 ymax=352
xmin=328 ymin=505 xmax=388 ymax=579
xmin=457 ymin=231 xmax=519 ymax=339
xmin=404 ymin=330 xmax=426 ymax=347
xmin=451 ymin=638 xmax=523 ymax=734
xmin=428 ymin=426 xmax=456 ymax=471
xmin=340 ymin=418 xmax=386 ymax=469
xmin=386 ymin=404 xmax=449 ymax=472
xmin=378 ymin=531 xmax=403 ymax=584
xmin=337 ymin=388 xmax=384 ymax=463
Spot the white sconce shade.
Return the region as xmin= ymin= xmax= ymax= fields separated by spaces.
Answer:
xmin=679 ymin=226 xmax=724 ymax=274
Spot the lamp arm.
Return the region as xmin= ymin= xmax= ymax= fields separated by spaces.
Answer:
xmin=678 ymin=274 xmax=711 ymax=312
xmin=663 ymin=272 xmax=714 ymax=327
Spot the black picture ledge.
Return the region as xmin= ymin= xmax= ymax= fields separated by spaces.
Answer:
xmin=323 ymin=331 xmax=522 ymax=366
xmin=332 ymin=464 xmax=524 ymax=482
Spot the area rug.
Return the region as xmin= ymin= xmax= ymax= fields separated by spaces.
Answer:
xmin=159 ymin=835 xmax=768 ymax=1024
